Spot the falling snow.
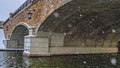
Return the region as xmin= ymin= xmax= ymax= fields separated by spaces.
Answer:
xmin=53 ymin=12 xmax=59 ymax=18
xmin=68 ymin=24 xmax=72 ymax=27
xmin=80 ymin=14 xmax=83 ymax=17
xmin=90 ymin=21 xmax=93 ymax=23
xmin=83 ymin=61 xmax=87 ymax=64
xmin=64 ymin=33 xmax=67 ymax=36
xmin=111 ymin=57 xmax=117 ymax=65
xmin=112 ymin=29 xmax=116 ymax=33
xmin=102 ymin=31 xmax=105 ymax=34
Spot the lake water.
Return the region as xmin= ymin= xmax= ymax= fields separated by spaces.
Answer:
xmin=0 ymin=51 xmax=120 ymax=68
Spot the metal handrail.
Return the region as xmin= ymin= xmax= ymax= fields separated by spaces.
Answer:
xmin=12 ymin=0 xmax=33 ymax=17
xmin=3 ymin=0 xmax=33 ymax=25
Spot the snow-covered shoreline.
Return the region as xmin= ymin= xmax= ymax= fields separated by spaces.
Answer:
xmin=0 ymin=29 xmax=6 ymax=49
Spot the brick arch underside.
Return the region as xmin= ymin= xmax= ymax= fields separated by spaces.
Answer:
xmin=10 ymin=25 xmax=29 ymax=48
xmin=37 ymin=0 xmax=120 ymax=47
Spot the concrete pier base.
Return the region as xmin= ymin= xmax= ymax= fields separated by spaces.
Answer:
xmin=24 ymin=47 xmax=118 ymax=56
xmin=4 ymin=34 xmax=118 ymax=57
xmin=3 ymin=39 xmax=18 ymax=48
xmin=23 ymin=32 xmax=118 ymax=57
xmin=50 ymin=47 xmax=118 ymax=55
xmin=23 ymin=32 xmax=66 ymax=56
xmin=24 ymin=35 xmax=49 ymax=56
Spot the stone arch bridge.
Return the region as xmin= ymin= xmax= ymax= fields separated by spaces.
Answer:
xmin=3 ymin=0 xmax=120 ymax=56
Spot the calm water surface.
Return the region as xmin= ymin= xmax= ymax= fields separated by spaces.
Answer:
xmin=0 ymin=51 xmax=120 ymax=68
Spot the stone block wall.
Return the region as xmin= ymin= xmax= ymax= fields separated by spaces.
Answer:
xmin=50 ymin=33 xmax=65 ymax=47
xmin=38 ymin=31 xmax=65 ymax=47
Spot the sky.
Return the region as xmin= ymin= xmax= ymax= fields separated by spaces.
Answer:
xmin=0 ymin=0 xmax=26 ymax=21
xmin=0 ymin=0 xmax=26 ymax=48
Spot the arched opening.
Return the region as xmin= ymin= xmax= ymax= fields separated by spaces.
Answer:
xmin=37 ymin=0 xmax=120 ymax=48
xmin=10 ymin=25 xmax=29 ymax=48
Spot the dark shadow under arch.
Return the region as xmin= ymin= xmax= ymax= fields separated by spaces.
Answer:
xmin=37 ymin=0 xmax=120 ymax=47
xmin=10 ymin=25 xmax=29 ymax=48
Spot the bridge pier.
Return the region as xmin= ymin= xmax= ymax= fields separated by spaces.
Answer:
xmin=28 ymin=26 xmax=36 ymax=36
xmin=23 ymin=32 xmax=65 ymax=56
xmin=23 ymin=26 xmax=50 ymax=56
xmin=23 ymin=35 xmax=50 ymax=56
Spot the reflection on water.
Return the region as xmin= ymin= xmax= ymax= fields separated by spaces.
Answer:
xmin=0 ymin=51 xmax=120 ymax=68
xmin=0 ymin=51 xmax=23 ymax=68
xmin=0 ymin=52 xmax=6 ymax=68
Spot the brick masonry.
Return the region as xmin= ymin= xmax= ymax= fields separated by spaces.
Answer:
xmin=3 ymin=0 xmax=70 ymax=38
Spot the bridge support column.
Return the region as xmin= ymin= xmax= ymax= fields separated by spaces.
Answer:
xmin=23 ymin=36 xmax=50 ymax=56
xmin=23 ymin=27 xmax=50 ymax=56
xmin=23 ymin=31 xmax=66 ymax=56
xmin=28 ymin=26 xmax=36 ymax=36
